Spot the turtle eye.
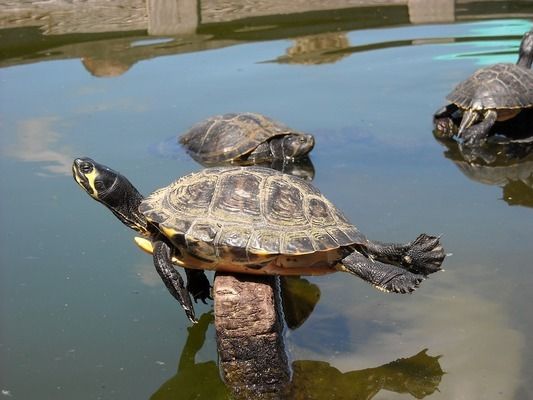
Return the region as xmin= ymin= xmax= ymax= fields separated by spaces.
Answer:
xmin=80 ymin=162 xmax=93 ymax=174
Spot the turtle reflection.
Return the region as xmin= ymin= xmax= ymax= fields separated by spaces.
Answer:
xmin=276 ymin=33 xmax=351 ymax=65
xmin=433 ymin=131 xmax=533 ymax=208
xmin=151 ymin=310 xmax=443 ymax=399
xmin=150 ymin=313 xmax=230 ymax=400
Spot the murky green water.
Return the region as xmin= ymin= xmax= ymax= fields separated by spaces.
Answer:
xmin=1 ymin=2 xmax=533 ymax=399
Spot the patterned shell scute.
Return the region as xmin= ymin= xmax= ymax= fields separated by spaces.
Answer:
xmin=179 ymin=112 xmax=294 ymax=163
xmin=139 ymin=166 xmax=365 ymax=257
xmin=447 ymin=63 xmax=533 ymax=110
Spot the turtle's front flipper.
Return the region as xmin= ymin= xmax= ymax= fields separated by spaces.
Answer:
xmin=153 ymin=240 xmax=197 ymax=323
xmin=461 ymin=109 xmax=497 ymax=145
xmin=365 ymin=234 xmax=445 ymax=276
xmin=339 ymin=251 xmax=424 ymax=294
xmin=185 ymin=268 xmax=212 ymax=304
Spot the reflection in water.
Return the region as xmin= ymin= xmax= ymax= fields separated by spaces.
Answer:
xmin=188 ymin=156 xmax=316 ymax=181
xmin=434 ymin=129 xmax=533 ymax=208
xmin=276 ymin=33 xmax=350 ymax=65
xmin=6 ymin=116 xmax=74 ymax=176
xmin=288 ymin=349 xmax=442 ymax=400
xmin=151 ymin=311 xmax=443 ymax=400
xmin=150 ymin=313 xmax=231 ymax=400
xmin=2 ymin=2 xmax=531 ymax=73
xmin=323 ymin=266 xmax=525 ymax=400
xmin=280 ymin=276 xmax=321 ymax=330
xmin=270 ymin=156 xmax=316 ymax=181
xmin=81 ymin=56 xmax=132 ymax=77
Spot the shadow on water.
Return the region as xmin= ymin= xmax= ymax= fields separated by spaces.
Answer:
xmin=151 ymin=312 xmax=443 ymax=400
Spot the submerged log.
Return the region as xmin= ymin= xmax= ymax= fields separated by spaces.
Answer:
xmin=214 ymin=273 xmax=291 ymax=399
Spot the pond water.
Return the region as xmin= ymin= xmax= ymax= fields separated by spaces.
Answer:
xmin=1 ymin=2 xmax=532 ymax=399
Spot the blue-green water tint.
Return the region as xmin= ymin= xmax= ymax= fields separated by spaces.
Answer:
xmin=1 ymin=7 xmax=533 ymax=399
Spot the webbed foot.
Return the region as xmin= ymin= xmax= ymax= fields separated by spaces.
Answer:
xmin=341 ymin=252 xmax=424 ymax=294
xmin=402 ymin=234 xmax=445 ymax=276
xmin=185 ymin=268 xmax=213 ymax=304
xmin=383 ymin=272 xmax=424 ymax=294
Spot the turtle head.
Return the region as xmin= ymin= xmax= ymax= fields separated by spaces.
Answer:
xmin=517 ymin=29 xmax=533 ymax=69
xmin=279 ymin=133 xmax=315 ymax=159
xmin=73 ymin=157 xmax=120 ymax=200
xmin=73 ymin=157 xmax=150 ymax=234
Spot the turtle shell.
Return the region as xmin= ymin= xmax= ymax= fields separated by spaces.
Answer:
xmin=179 ymin=113 xmax=299 ymax=163
xmin=139 ymin=166 xmax=365 ymax=271
xmin=447 ymin=63 xmax=533 ymax=111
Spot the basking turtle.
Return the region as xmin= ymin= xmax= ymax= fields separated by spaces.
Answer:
xmin=179 ymin=112 xmax=315 ymax=165
xmin=434 ymin=30 xmax=533 ymax=145
xmin=73 ymin=158 xmax=445 ymax=323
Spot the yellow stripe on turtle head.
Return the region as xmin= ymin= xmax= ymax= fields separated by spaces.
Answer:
xmin=85 ymin=169 xmax=99 ymax=198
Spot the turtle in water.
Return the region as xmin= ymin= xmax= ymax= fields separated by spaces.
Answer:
xmin=179 ymin=112 xmax=315 ymax=165
xmin=434 ymin=29 xmax=533 ymax=145
xmin=73 ymin=158 xmax=445 ymax=323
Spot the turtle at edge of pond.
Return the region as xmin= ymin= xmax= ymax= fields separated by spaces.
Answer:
xmin=434 ymin=29 xmax=533 ymax=145
xmin=179 ymin=112 xmax=315 ymax=165
xmin=73 ymin=158 xmax=445 ymax=323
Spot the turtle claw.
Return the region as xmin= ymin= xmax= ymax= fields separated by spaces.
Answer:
xmin=381 ymin=272 xmax=424 ymax=294
xmin=402 ymin=234 xmax=445 ymax=276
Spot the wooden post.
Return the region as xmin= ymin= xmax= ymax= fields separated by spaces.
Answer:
xmin=407 ymin=0 xmax=455 ymax=24
xmin=214 ymin=273 xmax=291 ymax=399
xmin=147 ymin=0 xmax=198 ymax=35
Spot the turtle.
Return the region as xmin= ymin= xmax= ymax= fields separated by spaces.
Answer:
xmin=179 ymin=112 xmax=315 ymax=165
xmin=434 ymin=29 xmax=533 ymax=145
xmin=72 ymin=157 xmax=445 ymax=323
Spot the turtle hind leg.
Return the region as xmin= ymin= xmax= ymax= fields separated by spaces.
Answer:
xmin=185 ymin=268 xmax=212 ymax=304
xmin=461 ymin=109 xmax=498 ymax=145
xmin=340 ymin=251 xmax=424 ymax=294
xmin=364 ymin=234 xmax=445 ymax=276
xmin=153 ymin=240 xmax=197 ymax=323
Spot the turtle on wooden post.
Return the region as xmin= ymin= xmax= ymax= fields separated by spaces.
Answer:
xmin=73 ymin=158 xmax=445 ymax=323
